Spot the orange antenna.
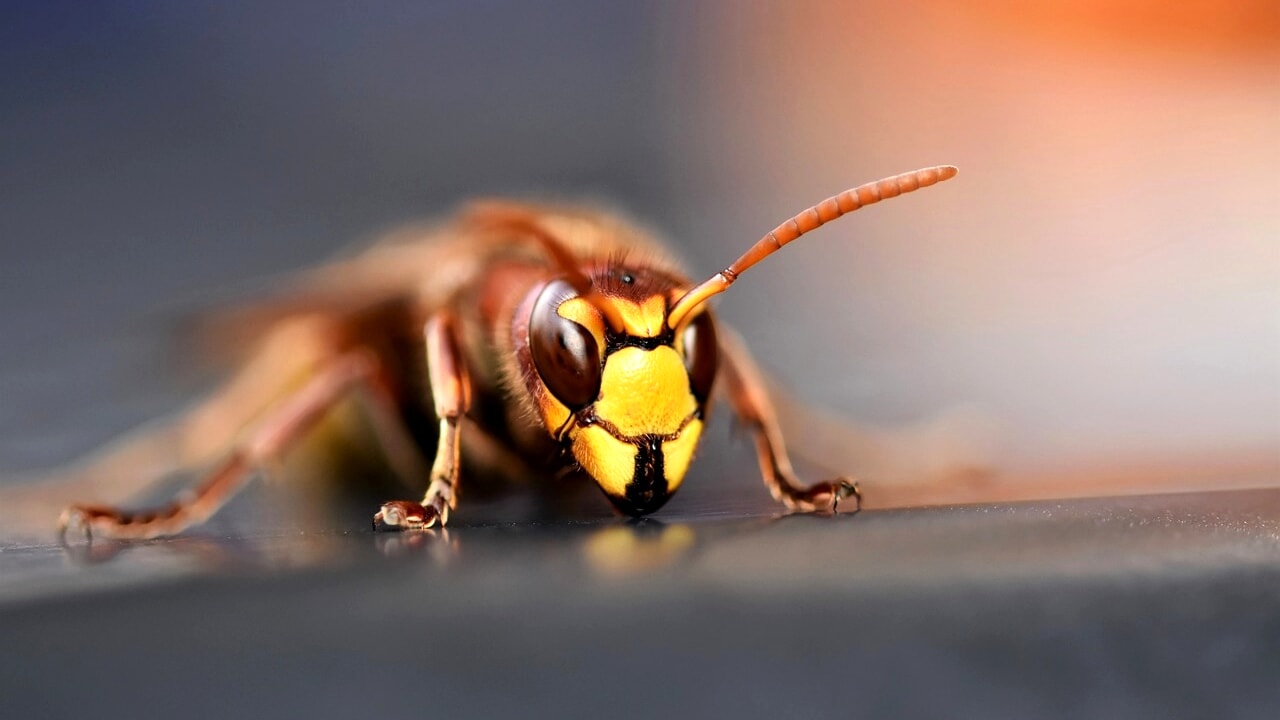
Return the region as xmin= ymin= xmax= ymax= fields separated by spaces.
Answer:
xmin=667 ymin=165 xmax=958 ymax=329
xmin=464 ymin=203 xmax=628 ymax=333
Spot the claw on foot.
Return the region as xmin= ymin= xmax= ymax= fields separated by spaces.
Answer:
xmin=831 ymin=478 xmax=862 ymax=514
xmin=792 ymin=478 xmax=862 ymax=514
xmin=58 ymin=506 xmax=96 ymax=543
xmin=373 ymin=500 xmax=441 ymax=532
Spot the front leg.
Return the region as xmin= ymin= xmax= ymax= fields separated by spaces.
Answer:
xmin=375 ymin=312 xmax=471 ymax=531
xmin=717 ymin=326 xmax=861 ymax=513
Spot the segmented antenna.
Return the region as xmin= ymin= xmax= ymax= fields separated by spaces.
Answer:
xmin=666 ymin=165 xmax=958 ymax=329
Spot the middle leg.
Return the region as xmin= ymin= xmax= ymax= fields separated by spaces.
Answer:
xmin=374 ymin=312 xmax=471 ymax=531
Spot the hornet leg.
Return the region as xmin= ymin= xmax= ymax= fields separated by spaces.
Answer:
xmin=374 ymin=312 xmax=471 ymax=531
xmin=59 ymin=351 xmax=423 ymax=540
xmin=717 ymin=326 xmax=861 ymax=514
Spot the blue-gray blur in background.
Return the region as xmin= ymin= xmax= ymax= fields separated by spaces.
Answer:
xmin=0 ymin=1 xmax=679 ymax=471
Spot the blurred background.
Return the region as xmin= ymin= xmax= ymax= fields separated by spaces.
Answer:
xmin=1 ymin=0 xmax=1277 ymax=502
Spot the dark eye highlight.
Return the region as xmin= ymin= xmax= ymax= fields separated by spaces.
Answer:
xmin=529 ymin=280 xmax=602 ymax=410
xmin=681 ymin=311 xmax=718 ymax=403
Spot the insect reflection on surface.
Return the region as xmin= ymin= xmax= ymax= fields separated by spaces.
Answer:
xmin=51 ymin=516 xmax=804 ymax=584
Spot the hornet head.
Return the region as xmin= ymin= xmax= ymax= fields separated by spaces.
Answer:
xmin=519 ymin=267 xmax=718 ymax=516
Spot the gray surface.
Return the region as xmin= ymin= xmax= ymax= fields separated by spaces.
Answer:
xmin=1 ymin=489 xmax=1278 ymax=719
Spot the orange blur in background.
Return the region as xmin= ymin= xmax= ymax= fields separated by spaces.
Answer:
xmin=656 ymin=0 xmax=1279 ymax=504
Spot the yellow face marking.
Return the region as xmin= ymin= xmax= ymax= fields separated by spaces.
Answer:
xmin=556 ymin=298 xmax=605 ymax=352
xmin=571 ymin=425 xmax=637 ymax=498
xmin=594 ymin=346 xmax=696 ymax=438
xmin=608 ymin=295 xmax=668 ymax=338
xmin=671 ymin=308 xmax=707 ymax=357
xmin=660 ymin=419 xmax=701 ymax=492
xmin=535 ymin=390 xmax=571 ymax=436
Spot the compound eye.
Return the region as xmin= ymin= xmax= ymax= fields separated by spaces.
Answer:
xmin=529 ymin=280 xmax=602 ymax=410
xmin=681 ymin=311 xmax=718 ymax=403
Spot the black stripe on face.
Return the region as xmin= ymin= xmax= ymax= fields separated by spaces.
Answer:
xmin=604 ymin=329 xmax=675 ymax=356
xmin=607 ymin=435 xmax=672 ymax=517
